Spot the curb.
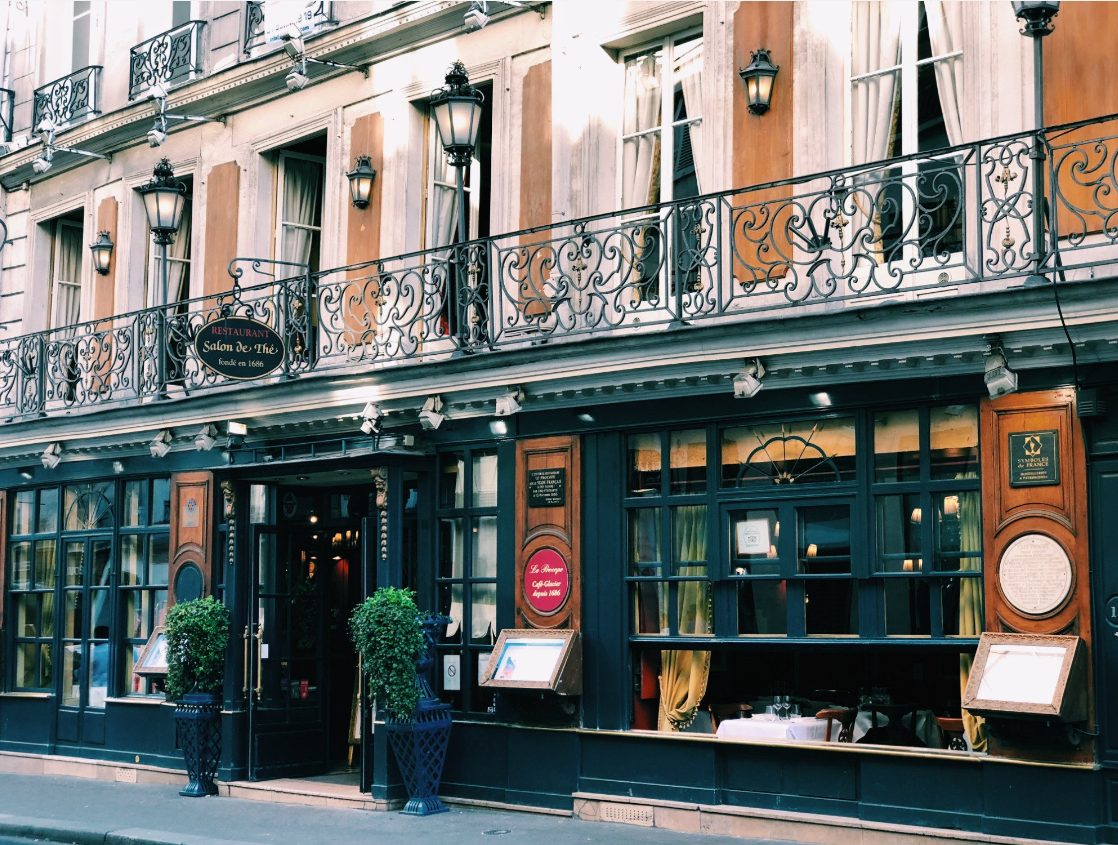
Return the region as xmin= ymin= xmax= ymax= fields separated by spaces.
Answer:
xmin=0 ymin=816 xmax=249 ymax=845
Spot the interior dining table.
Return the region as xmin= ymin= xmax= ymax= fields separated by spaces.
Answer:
xmin=715 ymin=713 xmax=830 ymax=742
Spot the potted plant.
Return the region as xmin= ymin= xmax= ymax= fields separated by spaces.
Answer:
xmin=164 ymin=595 xmax=230 ymax=798
xmin=350 ymin=587 xmax=452 ymax=815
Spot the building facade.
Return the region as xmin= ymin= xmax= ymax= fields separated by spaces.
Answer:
xmin=0 ymin=1 xmax=1116 ymax=841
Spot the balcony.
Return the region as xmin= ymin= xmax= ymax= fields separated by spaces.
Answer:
xmin=129 ymin=21 xmax=207 ymax=100
xmin=3 ymin=114 xmax=1117 ymax=422
xmin=243 ymin=0 xmax=336 ymax=54
xmin=32 ymin=66 xmax=101 ymax=131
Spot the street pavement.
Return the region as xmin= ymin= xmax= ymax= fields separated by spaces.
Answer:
xmin=0 ymin=772 xmax=803 ymax=845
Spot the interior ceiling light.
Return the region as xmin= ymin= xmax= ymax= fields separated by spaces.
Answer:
xmin=40 ymin=442 xmax=62 ymax=469
xmin=733 ymin=359 xmax=766 ymax=399
xmin=983 ymin=336 xmax=1018 ymax=399
xmin=279 ymin=24 xmax=367 ymax=94
xmin=149 ymin=429 xmax=174 ymax=459
xmin=146 ymin=83 xmax=223 ymax=148
xmin=494 ymin=387 xmax=523 ymax=417
xmin=18 ymin=467 xmax=33 ymax=480
xmin=360 ymin=401 xmax=383 ymax=436
xmin=194 ymin=424 xmax=218 ymax=451
xmin=419 ymin=395 xmax=446 ymax=431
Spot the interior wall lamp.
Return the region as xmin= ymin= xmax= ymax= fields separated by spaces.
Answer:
xmin=347 ymin=155 xmax=376 ymax=209
xmin=89 ymin=230 xmax=114 ymax=275
xmin=738 ymin=48 xmax=779 ymax=115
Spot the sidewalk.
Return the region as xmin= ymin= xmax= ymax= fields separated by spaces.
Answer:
xmin=0 ymin=772 xmax=798 ymax=845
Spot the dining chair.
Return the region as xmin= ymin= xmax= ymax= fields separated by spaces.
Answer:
xmin=935 ymin=716 xmax=968 ymax=750
xmin=815 ymin=707 xmax=855 ymax=742
xmin=712 ymin=702 xmax=753 ymax=726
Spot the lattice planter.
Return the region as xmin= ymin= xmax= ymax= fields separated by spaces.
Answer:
xmin=386 ymin=696 xmax=452 ymax=815
xmin=175 ymin=692 xmax=221 ymax=797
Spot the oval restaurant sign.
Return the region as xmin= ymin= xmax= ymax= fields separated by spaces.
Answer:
xmin=523 ymin=547 xmax=571 ymax=616
xmin=194 ymin=317 xmax=285 ymax=380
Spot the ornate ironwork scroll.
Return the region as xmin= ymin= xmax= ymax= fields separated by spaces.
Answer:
xmin=33 ymin=65 xmax=101 ymax=130
xmin=129 ymin=20 xmax=205 ymax=100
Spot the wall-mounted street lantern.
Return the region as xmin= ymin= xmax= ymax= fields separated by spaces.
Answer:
xmin=1013 ymin=0 xmax=1061 ymax=37
xmin=430 ymin=62 xmax=485 ymax=173
xmin=138 ymin=158 xmax=187 ymax=246
xmin=738 ymin=48 xmax=779 ymax=115
xmin=89 ymin=230 xmax=114 ymax=275
xmin=347 ymin=155 xmax=376 ymax=209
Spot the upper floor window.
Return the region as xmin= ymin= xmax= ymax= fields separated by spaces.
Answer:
xmin=145 ymin=178 xmax=193 ymax=309
xmin=621 ymin=31 xmax=703 ymax=210
xmin=275 ymin=143 xmax=325 ymax=274
xmin=72 ymin=1 xmax=91 ymax=72
xmin=48 ymin=214 xmax=84 ymax=332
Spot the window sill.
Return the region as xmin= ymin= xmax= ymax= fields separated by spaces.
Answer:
xmin=104 ymin=696 xmax=165 ymax=706
xmin=0 ymin=691 xmax=52 ymax=699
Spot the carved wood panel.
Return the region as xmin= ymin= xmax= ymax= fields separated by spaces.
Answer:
xmin=168 ymin=471 xmax=215 ymax=605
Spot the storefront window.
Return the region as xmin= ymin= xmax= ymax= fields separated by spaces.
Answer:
xmin=119 ymin=479 xmax=170 ymax=696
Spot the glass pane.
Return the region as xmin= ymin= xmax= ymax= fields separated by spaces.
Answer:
xmin=671 ymin=505 xmax=707 ymax=574
xmin=439 ymin=453 xmax=465 ymax=509
xmin=875 ymin=494 xmax=923 ymax=573
xmin=122 ymin=481 xmax=144 ymax=527
xmin=41 ymin=592 xmax=54 ymax=637
xmin=37 ymin=488 xmax=58 ymax=533
xmin=35 ymin=540 xmax=57 ymax=588
xmin=13 ymin=490 xmax=34 ymax=535
xmin=249 ymin=484 xmax=269 ymax=524
xmin=120 ymin=535 xmax=142 ymax=586
xmin=943 ymin=576 xmax=983 ymax=636
xmin=122 ymin=591 xmax=142 ymax=639
xmin=804 ymin=580 xmax=857 ymax=635
xmin=472 ymin=516 xmax=497 ymax=579
xmin=798 ymin=505 xmax=851 ymax=574
xmin=470 ymin=582 xmax=496 ymax=644
xmin=730 ymin=508 xmax=780 ymax=576
xmin=11 ymin=542 xmax=31 ymax=589
xmin=628 ymin=508 xmax=661 ymax=575
xmin=884 ymin=579 xmax=931 ymax=635
xmin=64 ymin=483 xmax=114 ymax=531
xmin=90 ymin=539 xmax=111 ymax=586
xmin=472 ymin=451 xmax=498 ymax=508
xmin=874 ymin=409 xmax=919 ymax=482
xmin=632 ymin=581 xmax=667 ymax=634
xmin=16 ymin=643 xmax=38 ymax=688
xmin=935 ymin=490 xmax=981 ymax=571
xmin=152 ymin=478 xmax=171 ymax=524
xmin=438 ymin=518 xmax=464 ymax=579
xmin=39 ymin=644 xmax=53 ymax=688
xmin=931 ymin=405 xmax=979 ymax=480
xmin=149 ymin=534 xmax=170 ymax=585
xmin=63 ymin=541 xmax=83 ymax=586
xmin=677 ymin=580 xmax=711 ymax=636
xmin=669 ymin=429 xmax=706 ymax=495
xmin=15 ymin=594 xmax=36 ymax=637
xmin=62 ymin=642 xmax=82 ymax=707
xmin=153 ymin=589 xmax=167 ymax=629
xmin=722 ymin=417 xmax=856 ymax=487
xmin=622 ymin=46 xmax=663 ymax=208
xmin=64 ymin=591 xmax=83 ymax=638
xmin=90 ymin=587 xmax=111 ymax=639
xmin=438 ymin=582 xmax=463 ymax=644
xmin=628 ymin=433 xmax=661 ymax=497
xmin=88 ymin=639 xmax=108 ymax=708
xmin=737 ymin=581 xmax=786 ymax=635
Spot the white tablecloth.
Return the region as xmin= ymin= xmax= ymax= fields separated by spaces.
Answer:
xmin=716 ymin=714 xmax=830 ymax=743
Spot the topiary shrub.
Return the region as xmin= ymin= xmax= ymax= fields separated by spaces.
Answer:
xmin=164 ymin=596 xmax=231 ymax=702
xmin=349 ymin=587 xmax=426 ymax=720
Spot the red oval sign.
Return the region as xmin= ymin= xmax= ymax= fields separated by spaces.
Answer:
xmin=523 ymin=548 xmax=570 ymax=615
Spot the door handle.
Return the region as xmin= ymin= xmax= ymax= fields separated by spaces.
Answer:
xmin=254 ymin=620 xmax=264 ymax=700
xmin=242 ymin=625 xmax=250 ymax=698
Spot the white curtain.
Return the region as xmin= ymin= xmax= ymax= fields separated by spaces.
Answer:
xmin=431 ymin=156 xmax=458 ymax=251
xmin=165 ymin=197 xmax=192 ymax=305
xmin=622 ymin=52 xmax=661 ymax=208
xmin=851 ymin=1 xmax=902 ymax=165
xmin=280 ymin=156 xmax=323 ymax=266
xmin=677 ymin=41 xmax=706 ymax=194
xmin=53 ymin=222 xmax=83 ymax=331
xmin=924 ymin=0 xmax=965 ymax=146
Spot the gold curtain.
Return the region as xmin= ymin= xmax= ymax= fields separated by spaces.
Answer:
xmin=956 ymin=480 xmax=987 ymax=751
xmin=659 ymin=505 xmax=711 ymax=731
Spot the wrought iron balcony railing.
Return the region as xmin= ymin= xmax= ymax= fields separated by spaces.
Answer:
xmin=243 ymin=0 xmax=335 ymax=54
xmin=4 ymin=114 xmax=1118 ymax=423
xmin=32 ymin=66 xmax=101 ymax=131
xmin=129 ymin=20 xmax=207 ymax=100
xmin=0 ymin=88 xmax=13 ymax=143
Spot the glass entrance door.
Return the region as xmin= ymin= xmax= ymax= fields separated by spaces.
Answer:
xmin=247 ymin=525 xmax=329 ymax=779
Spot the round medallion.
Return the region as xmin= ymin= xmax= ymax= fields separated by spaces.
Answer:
xmin=523 ymin=548 xmax=571 ymax=616
xmin=282 ymin=491 xmax=298 ymax=519
xmin=998 ymin=533 xmax=1074 ymax=617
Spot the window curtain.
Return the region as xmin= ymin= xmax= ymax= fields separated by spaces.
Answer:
xmin=54 ymin=223 xmax=83 ymax=332
xmin=165 ymin=197 xmax=192 ymax=306
xmin=677 ymin=42 xmax=706 ymax=194
xmin=658 ymin=504 xmax=711 ymax=731
xmin=955 ymin=478 xmax=987 ymax=751
xmin=280 ymin=157 xmax=323 ymax=266
xmin=431 ymin=156 xmax=458 ymax=251
xmin=851 ymin=1 xmax=902 ymax=166
xmin=622 ymin=52 xmax=662 ymax=209
xmin=924 ymin=0 xmax=965 ymax=146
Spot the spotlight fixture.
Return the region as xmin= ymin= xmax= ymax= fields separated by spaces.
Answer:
xmin=31 ymin=114 xmax=110 ymax=175
xmin=419 ymin=395 xmax=446 ymax=430
xmin=285 ymin=66 xmax=309 ymax=91
xmin=41 ymin=442 xmax=62 ymax=470
xmin=112 ymin=460 xmax=125 ymax=475
xmin=194 ymin=424 xmax=218 ymax=451
xmin=494 ymin=387 xmax=523 ymax=417
xmin=278 ymin=24 xmax=367 ymax=94
xmin=146 ymin=83 xmax=224 ymax=148
xmin=733 ymin=359 xmax=766 ymax=399
xmin=983 ymin=337 xmax=1018 ymax=399
xmin=227 ymin=420 xmax=247 ymax=449
xmin=360 ymin=401 xmax=383 ymax=436
xmin=464 ymin=0 xmax=489 ymax=31
xmin=146 ymin=125 xmax=168 ymax=147
xmin=149 ymin=429 xmax=173 ymax=459
xmin=31 ymin=151 xmax=53 ymax=174
xmin=18 ymin=467 xmax=33 ymax=480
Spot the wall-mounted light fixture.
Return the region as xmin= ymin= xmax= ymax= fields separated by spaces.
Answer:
xmin=149 ymin=429 xmax=173 ymax=458
xmin=984 ymin=337 xmax=1018 ymax=399
xmin=494 ymin=387 xmax=523 ymax=417
xmin=194 ymin=424 xmax=218 ymax=451
xmin=738 ymin=48 xmax=779 ymax=115
xmin=733 ymin=359 xmax=765 ymax=399
xmin=464 ymin=0 xmax=489 ymax=31
xmin=89 ymin=230 xmax=114 ymax=275
xmin=1013 ymin=0 xmax=1060 ymax=36
xmin=41 ymin=442 xmax=62 ymax=469
xmin=31 ymin=116 xmax=111 ymax=175
xmin=18 ymin=467 xmax=33 ymax=480
xmin=346 ymin=155 xmax=376 ymax=209
xmin=419 ymin=395 xmax=445 ymax=430
xmin=360 ymin=402 xmax=383 ymax=435
xmin=226 ymin=421 xmax=248 ymax=450
xmin=279 ymin=25 xmax=367 ymax=93
xmin=146 ymin=83 xmax=224 ymax=148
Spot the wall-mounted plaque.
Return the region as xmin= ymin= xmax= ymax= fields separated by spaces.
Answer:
xmin=527 ymin=467 xmax=566 ymax=508
xmin=998 ymin=533 xmax=1074 ymax=617
xmin=963 ymin=632 xmax=1085 ymax=721
xmin=1008 ymin=430 xmax=1059 ymax=487
xmin=480 ymin=628 xmax=581 ymax=695
xmin=523 ymin=547 xmax=571 ymax=615
xmin=194 ymin=317 xmax=285 ymax=381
